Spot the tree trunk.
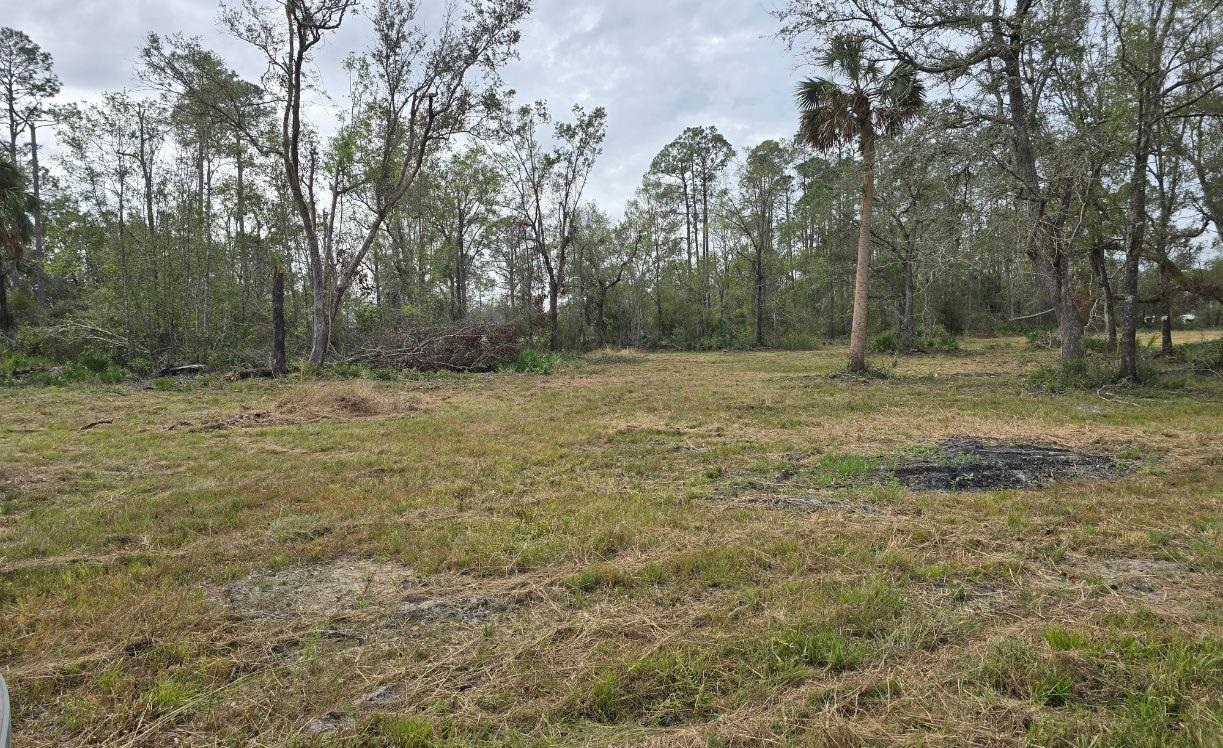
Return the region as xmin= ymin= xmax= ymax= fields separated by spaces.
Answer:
xmin=900 ymin=254 xmax=915 ymax=352
xmin=117 ymin=179 xmax=134 ymax=360
xmin=5 ymin=98 xmax=17 ymax=162
xmin=29 ymin=122 xmax=46 ymax=307
xmin=848 ymin=135 xmax=875 ymax=372
xmin=827 ymin=274 xmax=836 ymax=339
xmin=0 ymin=262 xmax=10 ymax=331
xmin=1053 ymin=251 xmax=1086 ymax=360
xmin=755 ymin=249 xmax=765 ymax=347
xmin=272 ymin=264 xmax=287 ymax=375
xmin=308 ymin=277 xmax=329 ymax=365
xmin=548 ymin=278 xmax=560 ymax=351
xmin=1120 ymin=108 xmax=1152 ymax=381
xmin=1089 ymin=243 xmax=1117 ymax=349
xmin=455 ymin=216 xmax=467 ymax=321
xmin=1160 ymin=261 xmax=1173 ymax=356
xmin=596 ymin=290 xmax=608 ymax=347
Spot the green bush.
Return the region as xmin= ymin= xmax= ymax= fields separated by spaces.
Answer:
xmin=499 ymin=349 xmax=560 ymax=374
xmin=870 ymin=328 xmax=959 ymax=354
xmin=869 ymin=330 xmax=900 ymax=353
xmin=1028 ymin=355 xmax=1162 ymax=393
xmin=2 ymin=350 xmax=127 ymax=386
xmin=772 ymin=331 xmax=820 ymax=351
xmin=1083 ymin=335 xmax=1114 ymax=353
xmin=921 ymin=330 xmax=960 ymax=353
xmin=1026 ymin=329 xmax=1059 ymax=349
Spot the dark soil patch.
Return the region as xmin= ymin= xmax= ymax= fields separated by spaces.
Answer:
xmin=887 ymin=438 xmax=1121 ymax=491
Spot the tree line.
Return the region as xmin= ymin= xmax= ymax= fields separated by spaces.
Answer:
xmin=0 ymin=0 xmax=1219 ymax=379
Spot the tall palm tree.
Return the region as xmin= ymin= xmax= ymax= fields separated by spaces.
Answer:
xmin=797 ymin=36 xmax=925 ymax=372
xmin=0 ymin=152 xmax=34 ymax=331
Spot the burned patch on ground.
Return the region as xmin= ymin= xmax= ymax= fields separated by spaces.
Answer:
xmin=886 ymin=438 xmax=1122 ymax=491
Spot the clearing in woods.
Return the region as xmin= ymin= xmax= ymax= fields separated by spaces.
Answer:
xmin=1 ymin=335 xmax=1221 ymax=746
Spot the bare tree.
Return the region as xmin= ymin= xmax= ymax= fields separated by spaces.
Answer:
xmin=499 ymin=102 xmax=607 ymax=350
xmin=144 ymin=0 xmax=529 ymax=364
xmin=1108 ymin=0 xmax=1222 ymax=379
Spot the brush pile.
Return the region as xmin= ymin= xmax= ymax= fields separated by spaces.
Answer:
xmin=347 ymin=321 xmax=522 ymax=372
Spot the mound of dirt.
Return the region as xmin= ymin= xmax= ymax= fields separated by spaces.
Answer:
xmin=888 ymin=438 xmax=1120 ymax=491
xmin=224 ymin=559 xmax=508 ymax=625
xmin=188 ymin=383 xmax=407 ymax=431
xmin=275 ymin=383 xmax=396 ymax=418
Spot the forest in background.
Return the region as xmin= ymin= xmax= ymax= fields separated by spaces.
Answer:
xmin=0 ymin=0 xmax=1220 ymax=380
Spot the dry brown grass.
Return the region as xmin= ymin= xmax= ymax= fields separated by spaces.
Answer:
xmin=274 ymin=382 xmax=401 ymax=418
xmin=0 ymin=339 xmax=1220 ymax=746
xmin=179 ymin=382 xmax=420 ymax=431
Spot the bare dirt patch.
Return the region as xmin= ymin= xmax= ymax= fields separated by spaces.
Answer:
xmin=887 ymin=438 xmax=1122 ymax=491
xmin=223 ymin=559 xmax=508 ymax=625
xmin=1064 ymin=556 xmax=1186 ymax=601
xmin=741 ymin=492 xmax=888 ymax=516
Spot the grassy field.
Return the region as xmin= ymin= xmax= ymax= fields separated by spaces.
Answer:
xmin=1 ymin=335 xmax=1221 ymax=746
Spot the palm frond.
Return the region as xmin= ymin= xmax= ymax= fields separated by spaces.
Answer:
xmin=873 ymin=64 xmax=927 ymax=137
xmin=0 ymin=154 xmax=33 ymax=262
xmin=820 ymin=35 xmax=867 ymax=84
xmin=795 ymin=78 xmax=861 ymax=153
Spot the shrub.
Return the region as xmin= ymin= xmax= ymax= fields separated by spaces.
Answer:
xmin=869 ymin=330 xmax=900 ymax=353
xmin=499 ymin=348 xmax=560 ymax=374
xmin=1028 ymin=355 xmax=1161 ymax=393
xmin=2 ymin=352 xmax=127 ymax=386
xmin=869 ymin=328 xmax=959 ymax=354
xmin=1083 ymin=335 xmax=1114 ymax=353
xmin=921 ymin=329 xmax=960 ymax=352
xmin=773 ymin=331 xmax=820 ymax=351
xmin=1026 ymin=329 xmax=1059 ymax=349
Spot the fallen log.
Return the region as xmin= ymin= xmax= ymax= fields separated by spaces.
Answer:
xmin=159 ymin=364 xmax=207 ymax=377
xmin=225 ymin=368 xmax=276 ymax=381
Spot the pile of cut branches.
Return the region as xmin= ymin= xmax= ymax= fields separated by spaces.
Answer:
xmin=348 ymin=321 xmax=522 ymax=372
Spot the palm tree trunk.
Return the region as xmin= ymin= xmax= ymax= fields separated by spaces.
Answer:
xmin=848 ymin=135 xmax=875 ymax=372
xmin=0 ymin=261 xmax=10 ymax=331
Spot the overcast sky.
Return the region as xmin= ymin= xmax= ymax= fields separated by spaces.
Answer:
xmin=8 ymin=0 xmax=802 ymax=211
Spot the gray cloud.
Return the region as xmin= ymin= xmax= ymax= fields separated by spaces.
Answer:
xmin=7 ymin=0 xmax=802 ymax=209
